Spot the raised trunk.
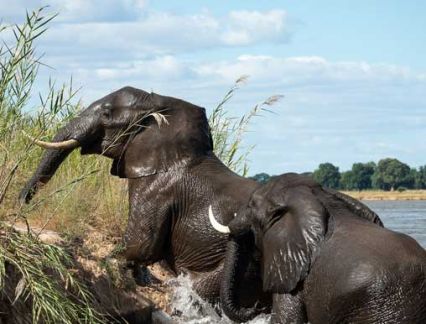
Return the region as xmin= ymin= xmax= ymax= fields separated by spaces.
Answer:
xmin=220 ymin=238 xmax=260 ymax=322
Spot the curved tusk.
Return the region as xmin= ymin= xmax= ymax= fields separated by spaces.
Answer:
xmin=208 ymin=205 xmax=230 ymax=234
xmin=23 ymin=131 xmax=79 ymax=150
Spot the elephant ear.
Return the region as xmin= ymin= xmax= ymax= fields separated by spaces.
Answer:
xmin=262 ymin=186 xmax=328 ymax=293
xmin=111 ymin=93 xmax=213 ymax=178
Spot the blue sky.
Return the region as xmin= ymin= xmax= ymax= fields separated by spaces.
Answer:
xmin=2 ymin=1 xmax=426 ymax=175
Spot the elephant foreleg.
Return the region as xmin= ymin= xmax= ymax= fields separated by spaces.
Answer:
xmin=272 ymin=292 xmax=306 ymax=324
xmin=123 ymin=201 xmax=171 ymax=265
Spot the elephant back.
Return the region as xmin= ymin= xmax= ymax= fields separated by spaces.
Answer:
xmin=315 ymin=187 xmax=383 ymax=227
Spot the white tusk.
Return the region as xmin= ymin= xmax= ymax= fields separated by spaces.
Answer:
xmin=208 ymin=205 xmax=230 ymax=234
xmin=23 ymin=131 xmax=79 ymax=150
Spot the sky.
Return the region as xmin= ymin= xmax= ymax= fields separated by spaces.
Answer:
xmin=1 ymin=1 xmax=426 ymax=175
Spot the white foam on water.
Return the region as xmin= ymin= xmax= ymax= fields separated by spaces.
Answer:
xmin=167 ymin=275 xmax=271 ymax=324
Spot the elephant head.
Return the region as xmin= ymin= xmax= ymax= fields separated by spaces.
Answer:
xmin=20 ymin=86 xmax=213 ymax=203
xmin=209 ymin=173 xmax=329 ymax=321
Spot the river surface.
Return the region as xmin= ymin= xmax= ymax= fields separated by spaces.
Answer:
xmin=169 ymin=200 xmax=426 ymax=323
xmin=364 ymin=200 xmax=426 ymax=248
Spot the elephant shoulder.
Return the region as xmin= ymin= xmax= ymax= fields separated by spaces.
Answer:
xmin=384 ymin=230 xmax=426 ymax=262
xmin=325 ymin=221 xmax=425 ymax=269
xmin=320 ymin=188 xmax=383 ymax=227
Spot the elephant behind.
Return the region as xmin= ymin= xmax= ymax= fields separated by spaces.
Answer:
xmin=210 ymin=173 xmax=426 ymax=323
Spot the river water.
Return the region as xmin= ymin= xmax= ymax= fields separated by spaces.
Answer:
xmin=364 ymin=200 xmax=426 ymax=248
xmin=168 ymin=200 xmax=426 ymax=323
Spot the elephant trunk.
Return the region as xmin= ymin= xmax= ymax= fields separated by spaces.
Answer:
xmin=220 ymin=238 xmax=260 ymax=322
xmin=19 ymin=112 xmax=97 ymax=203
xmin=228 ymin=210 xmax=251 ymax=236
xmin=209 ymin=206 xmax=251 ymax=236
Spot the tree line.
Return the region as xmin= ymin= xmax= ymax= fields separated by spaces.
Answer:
xmin=251 ymin=158 xmax=426 ymax=191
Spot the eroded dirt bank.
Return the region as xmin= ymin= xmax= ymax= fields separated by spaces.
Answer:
xmin=0 ymin=224 xmax=175 ymax=323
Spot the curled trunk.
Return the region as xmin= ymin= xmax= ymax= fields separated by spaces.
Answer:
xmin=220 ymin=238 xmax=260 ymax=322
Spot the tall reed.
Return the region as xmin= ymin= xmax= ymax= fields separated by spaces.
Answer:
xmin=0 ymin=8 xmax=104 ymax=323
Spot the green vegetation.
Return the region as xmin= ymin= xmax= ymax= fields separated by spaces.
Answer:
xmin=312 ymin=163 xmax=340 ymax=189
xmin=0 ymin=8 xmax=105 ymax=323
xmin=252 ymin=158 xmax=426 ymax=192
xmin=372 ymin=158 xmax=413 ymax=191
xmin=0 ymin=226 xmax=103 ymax=323
xmin=250 ymin=172 xmax=271 ymax=184
xmin=414 ymin=166 xmax=426 ymax=189
xmin=340 ymin=162 xmax=375 ymax=191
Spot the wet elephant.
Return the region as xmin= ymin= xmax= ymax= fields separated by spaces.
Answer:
xmin=20 ymin=87 xmax=266 ymax=304
xmin=210 ymin=173 xmax=426 ymax=323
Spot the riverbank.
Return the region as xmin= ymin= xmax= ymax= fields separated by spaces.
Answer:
xmin=342 ymin=190 xmax=426 ymax=201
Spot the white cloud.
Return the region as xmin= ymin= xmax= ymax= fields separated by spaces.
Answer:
xmin=34 ymin=9 xmax=289 ymax=58
xmin=2 ymin=2 xmax=424 ymax=175
xmin=221 ymin=10 xmax=288 ymax=45
xmin=195 ymin=55 xmax=424 ymax=85
xmin=28 ymin=52 xmax=426 ymax=175
xmin=0 ymin=0 xmax=147 ymax=22
xmin=50 ymin=0 xmax=145 ymax=22
xmin=94 ymin=55 xmax=188 ymax=80
xmin=40 ymin=52 xmax=425 ymax=112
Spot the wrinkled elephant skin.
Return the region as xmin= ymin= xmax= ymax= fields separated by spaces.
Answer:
xmin=20 ymin=87 xmax=263 ymax=304
xmin=216 ymin=173 xmax=426 ymax=323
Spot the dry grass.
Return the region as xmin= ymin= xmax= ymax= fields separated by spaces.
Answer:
xmin=0 ymin=8 xmax=125 ymax=322
xmin=342 ymin=190 xmax=426 ymax=201
xmin=209 ymin=75 xmax=282 ymax=176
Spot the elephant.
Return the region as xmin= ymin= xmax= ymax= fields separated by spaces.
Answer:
xmin=210 ymin=173 xmax=426 ymax=323
xmin=19 ymin=86 xmax=270 ymax=304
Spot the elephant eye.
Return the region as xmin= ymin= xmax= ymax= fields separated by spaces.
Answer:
xmin=265 ymin=207 xmax=287 ymax=230
xmin=102 ymin=107 xmax=112 ymax=119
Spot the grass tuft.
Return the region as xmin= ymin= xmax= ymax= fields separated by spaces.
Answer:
xmin=209 ymin=76 xmax=282 ymax=176
xmin=0 ymin=8 xmax=105 ymax=323
xmin=0 ymin=225 xmax=104 ymax=323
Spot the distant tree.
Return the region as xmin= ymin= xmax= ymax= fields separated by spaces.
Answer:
xmin=372 ymin=158 xmax=413 ymax=191
xmin=340 ymin=170 xmax=355 ymax=190
xmin=313 ymin=163 xmax=340 ymax=189
xmin=250 ymin=172 xmax=271 ymax=184
xmin=413 ymin=166 xmax=426 ymax=189
xmin=350 ymin=162 xmax=375 ymax=190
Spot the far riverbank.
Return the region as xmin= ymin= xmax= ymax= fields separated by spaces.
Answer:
xmin=342 ymin=190 xmax=426 ymax=201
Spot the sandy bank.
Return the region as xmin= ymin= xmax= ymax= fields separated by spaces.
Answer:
xmin=342 ymin=190 xmax=426 ymax=201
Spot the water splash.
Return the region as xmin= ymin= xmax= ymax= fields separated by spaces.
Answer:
xmin=168 ymin=275 xmax=270 ymax=324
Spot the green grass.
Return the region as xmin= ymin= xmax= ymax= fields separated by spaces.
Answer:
xmin=0 ymin=8 xmax=106 ymax=323
xmin=0 ymin=224 xmax=104 ymax=323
